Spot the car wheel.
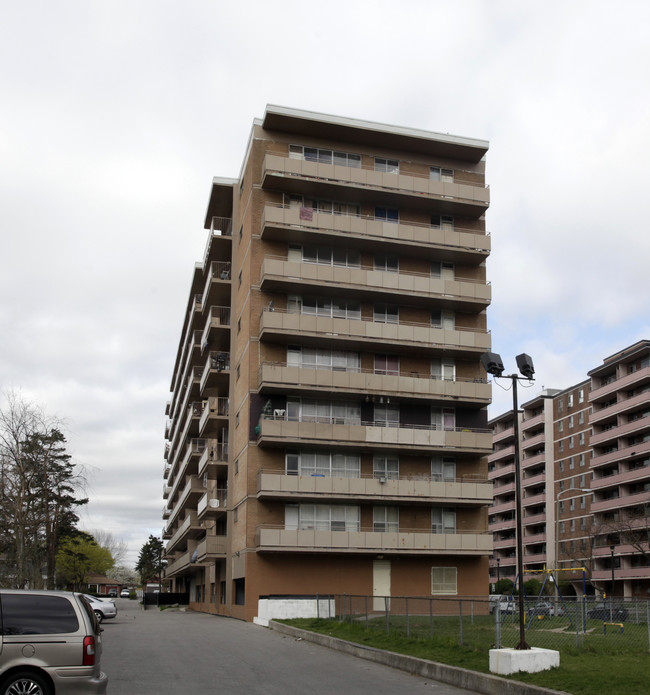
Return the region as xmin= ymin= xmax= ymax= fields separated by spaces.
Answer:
xmin=94 ymin=609 xmax=104 ymax=623
xmin=0 ymin=671 xmax=52 ymax=695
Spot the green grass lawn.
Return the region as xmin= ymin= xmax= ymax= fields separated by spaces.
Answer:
xmin=282 ymin=616 xmax=650 ymax=695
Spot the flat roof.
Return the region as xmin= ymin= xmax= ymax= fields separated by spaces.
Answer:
xmin=261 ymin=105 xmax=489 ymax=163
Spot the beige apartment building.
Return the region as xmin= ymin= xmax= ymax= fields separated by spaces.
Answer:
xmin=162 ymin=106 xmax=494 ymax=621
xmin=489 ymin=340 xmax=650 ymax=599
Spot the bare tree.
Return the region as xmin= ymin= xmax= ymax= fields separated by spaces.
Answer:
xmin=0 ymin=390 xmax=87 ymax=588
xmin=90 ymin=530 xmax=128 ymax=566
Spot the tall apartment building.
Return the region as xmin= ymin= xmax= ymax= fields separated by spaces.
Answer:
xmin=489 ymin=340 xmax=650 ymax=599
xmin=163 ymin=106 xmax=494 ymax=621
xmin=589 ymin=340 xmax=650 ymax=598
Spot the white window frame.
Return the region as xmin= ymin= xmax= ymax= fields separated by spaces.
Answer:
xmin=432 ymin=507 xmax=456 ymax=534
xmin=431 ymin=358 xmax=455 ymax=381
xmin=431 ymin=310 xmax=455 ymax=329
xmin=373 ymin=506 xmax=399 ymax=532
xmin=430 ymin=166 xmax=454 ymax=182
xmin=375 ymin=157 xmax=399 ymax=174
xmin=373 ymin=454 xmax=399 ymax=480
xmin=431 ymin=455 xmax=456 ymax=482
xmin=431 ymin=567 xmax=457 ymax=595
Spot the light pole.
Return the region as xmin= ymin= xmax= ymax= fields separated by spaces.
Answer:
xmin=610 ymin=544 xmax=616 ymax=621
xmin=497 ymin=557 xmax=501 ymax=586
xmin=481 ymin=351 xmax=535 ymax=651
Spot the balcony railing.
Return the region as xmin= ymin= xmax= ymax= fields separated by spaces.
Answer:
xmin=259 ymin=307 xmax=490 ymax=354
xmin=259 ymin=256 xmax=490 ymax=310
xmin=256 ymin=525 xmax=492 ymax=554
xmin=258 ymin=361 xmax=489 ymax=403
xmin=256 ymin=415 xmax=492 ymax=453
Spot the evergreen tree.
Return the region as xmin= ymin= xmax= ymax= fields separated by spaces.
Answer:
xmin=135 ymin=535 xmax=165 ymax=585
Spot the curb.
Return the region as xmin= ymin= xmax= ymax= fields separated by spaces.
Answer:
xmin=268 ymin=621 xmax=569 ymax=695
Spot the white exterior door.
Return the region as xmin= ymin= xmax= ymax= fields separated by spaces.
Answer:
xmin=373 ymin=560 xmax=391 ymax=611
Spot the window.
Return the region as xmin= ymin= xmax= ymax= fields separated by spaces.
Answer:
xmin=430 ymin=261 xmax=454 ymax=279
xmin=285 ymin=504 xmax=360 ymax=531
xmin=559 ymin=460 xmax=565 ymax=472
xmin=432 ymin=407 xmax=455 ymax=430
xmin=558 ymin=399 xmax=564 ymax=413
xmin=293 ymin=295 xmax=361 ymax=320
xmin=431 ymin=358 xmax=455 ymax=381
xmin=430 ymin=167 xmax=454 ymax=182
xmin=569 ymin=436 xmax=574 ymax=449
xmin=568 ymin=394 xmax=574 ymax=407
xmin=285 ymin=451 xmax=360 ymax=478
xmin=0 ymin=594 xmax=79 ymax=635
xmin=287 ymin=398 xmax=361 ymax=425
xmin=569 ymin=457 xmax=574 ymax=469
xmin=288 ymin=346 xmax=360 ymax=372
xmin=432 ymin=507 xmax=456 ymax=533
xmin=580 ymin=495 xmax=586 ymax=509
xmin=374 ymin=354 xmax=399 ymax=376
xmin=290 ymin=144 xmax=361 ymax=168
xmin=375 ymin=206 xmax=399 ymax=222
xmin=431 ymin=455 xmax=456 ymax=481
xmin=374 ymin=303 xmax=399 ymax=324
xmin=579 ymin=410 xmax=585 ymax=424
xmin=374 ymin=403 xmax=400 ymax=427
xmin=558 ymin=420 xmax=564 ymax=433
xmin=431 ymin=567 xmax=457 ymax=595
xmin=581 ymin=517 xmax=587 ymax=530
xmin=578 ymin=389 xmax=585 ymax=404
xmin=374 ymin=254 xmax=399 ymax=272
xmin=431 ymin=214 xmax=454 ymax=230
xmin=568 ymin=415 xmax=574 ymax=428
xmin=296 ymin=244 xmax=361 ymax=268
xmin=579 ymin=432 xmax=585 ymax=445
xmin=431 ymin=310 xmax=455 ymax=329
xmin=570 ymin=498 xmax=575 ymax=511
xmin=373 ymin=506 xmax=399 ymax=532
xmin=579 ymin=454 xmax=585 ymax=467
xmin=559 ymin=441 xmax=564 ymax=453
xmin=570 ymin=519 xmax=576 ymax=531
xmin=375 ymin=157 xmax=399 ymax=174
xmin=373 ymin=455 xmax=399 ymax=480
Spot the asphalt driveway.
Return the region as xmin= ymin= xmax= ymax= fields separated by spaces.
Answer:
xmin=101 ymin=600 xmax=479 ymax=694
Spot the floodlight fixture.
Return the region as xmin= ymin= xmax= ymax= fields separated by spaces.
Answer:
xmin=516 ymin=353 xmax=535 ymax=380
xmin=480 ymin=351 xmax=505 ymax=377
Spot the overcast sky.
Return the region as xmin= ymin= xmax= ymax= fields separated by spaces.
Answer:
xmin=2 ymin=0 xmax=649 ymax=565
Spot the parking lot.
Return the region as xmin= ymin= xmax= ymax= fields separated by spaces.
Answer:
xmin=101 ymin=599 xmax=478 ymax=694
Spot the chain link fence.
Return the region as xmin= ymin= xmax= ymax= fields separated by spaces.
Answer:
xmin=324 ymin=594 xmax=650 ymax=653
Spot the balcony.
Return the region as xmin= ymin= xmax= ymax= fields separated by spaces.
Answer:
xmin=198 ymin=397 xmax=229 ymax=436
xmin=259 ymin=257 xmax=490 ymax=312
xmin=200 ymin=261 xmax=232 ymax=308
xmin=197 ymin=440 xmax=229 ymax=477
xmin=255 ymin=525 xmax=492 ymax=555
xmin=592 ymin=489 xmax=650 ymax=514
xmin=261 ymin=205 xmax=490 ymax=264
xmin=591 ymin=438 xmax=650 ymax=468
xmin=591 ymin=465 xmax=650 ymax=491
xmin=256 ymin=471 xmax=491 ymax=505
xmin=258 ymin=362 xmax=490 ymax=404
xmin=591 ymin=417 xmax=650 ymax=447
xmin=200 ymin=305 xmax=231 ymax=352
xmin=489 ymin=500 xmax=516 ymax=515
xmin=261 ymin=154 xmax=490 ymax=217
xmin=166 ymin=476 xmax=204 ymax=526
xmin=590 ymin=391 xmax=650 ymax=425
xmin=590 ymin=366 xmax=650 ymax=403
xmin=195 ymin=534 xmax=227 ymax=562
xmin=165 ymin=512 xmax=201 ymax=554
xmin=200 ymin=351 xmax=230 ymax=393
xmin=197 ymin=487 xmax=228 ymax=518
xmin=259 ymin=308 xmax=490 ymax=356
xmin=256 ymin=417 xmax=492 ymax=454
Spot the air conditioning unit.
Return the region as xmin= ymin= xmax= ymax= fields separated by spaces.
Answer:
xmin=208 ymin=499 xmax=220 ymax=509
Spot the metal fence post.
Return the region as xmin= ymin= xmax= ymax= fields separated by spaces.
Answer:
xmin=429 ymin=597 xmax=433 ymax=637
xmin=495 ymin=603 xmax=501 ymax=649
xmin=385 ymin=596 xmax=390 ymax=634
xmin=459 ymin=599 xmax=463 ymax=646
xmin=316 ymin=592 xmax=320 ymax=620
xmin=406 ymin=597 xmax=410 ymax=637
xmin=365 ymin=595 xmax=368 ymax=629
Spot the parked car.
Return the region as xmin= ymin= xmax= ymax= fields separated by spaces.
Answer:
xmin=528 ymin=601 xmax=565 ymax=617
xmin=587 ymin=602 xmax=628 ymax=621
xmin=489 ymin=595 xmax=516 ymax=614
xmin=0 ymin=589 xmax=108 ymax=694
xmin=107 ymin=588 xmax=117 ymax=598
xmin=83 ymin=594 xmax=117 ymax=623
xmin=120 ymin=588 xmax=130 ymax=598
